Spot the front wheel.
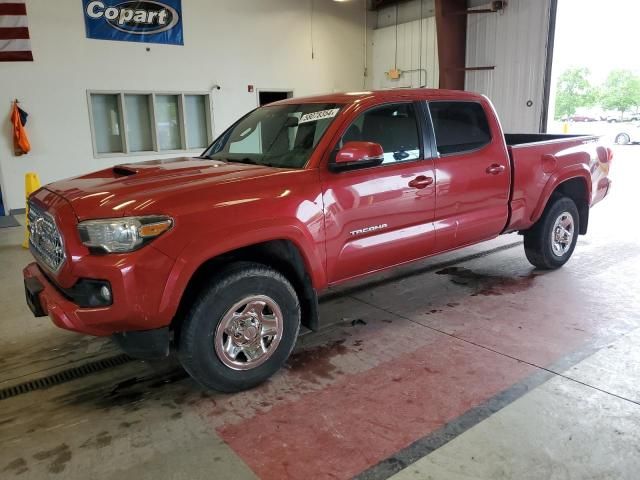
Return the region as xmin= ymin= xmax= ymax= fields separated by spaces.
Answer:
xmin=523 ymin=197 xmax=579 ymax=270
xmin=178 ymin=262 xmax=300 ymax=392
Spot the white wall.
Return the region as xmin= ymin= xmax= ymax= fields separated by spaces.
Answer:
xmin=369 ymin=17 xmax=439 ymax=90
xmin=0 ymin=0 xmax=367 ymax=213
xmin=465 ymin=0 xmax=552 ymax=133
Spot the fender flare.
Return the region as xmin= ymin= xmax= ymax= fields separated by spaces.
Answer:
xmin=530 ymin=164 xmax=592 ymax=225
xmin=156 ymin=223 xmax=326 ymax=324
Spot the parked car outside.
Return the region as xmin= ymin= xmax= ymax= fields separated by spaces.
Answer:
xmin=568 ymin=114 xmax=598 ymax=122
xmin=614 ymin=123 xmax=640 ymax=144
xmin=607 ymin=113 xmax=640 ymax=123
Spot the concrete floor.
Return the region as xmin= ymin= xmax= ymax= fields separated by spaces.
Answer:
xmin=0 ymin=146 xmax=638 ymax=479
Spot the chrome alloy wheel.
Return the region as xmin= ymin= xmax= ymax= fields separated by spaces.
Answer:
xmin=551 ymin=211 xmax=574 ymax=257
xmin=214 ymin=295 xmax=283 ymax=370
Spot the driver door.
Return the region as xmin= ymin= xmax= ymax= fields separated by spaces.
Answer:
xmin=320 ymin=102 xmax=437 ymax=284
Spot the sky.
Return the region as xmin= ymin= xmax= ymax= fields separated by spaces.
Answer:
xmin=552 ymin=0 xmax=640 ymax=83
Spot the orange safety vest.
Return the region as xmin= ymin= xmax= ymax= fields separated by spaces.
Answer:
xmin=11 ymin=101 xmax=31 ymax=155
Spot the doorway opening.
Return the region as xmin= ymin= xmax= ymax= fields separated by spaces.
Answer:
xmin=258 ymin=90 xmax=293 ymax=106
xmin=545 ymin=0 xmax=640 ymax=136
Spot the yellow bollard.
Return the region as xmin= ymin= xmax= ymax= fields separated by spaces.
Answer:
xmin=22 ymin=172 xmax=41 ymax=249
xmin=562 ymin=121 xmax=569 ymax=134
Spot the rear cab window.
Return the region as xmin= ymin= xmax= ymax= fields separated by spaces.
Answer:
xmin=428 ymin=101 xmax=491 ymax=155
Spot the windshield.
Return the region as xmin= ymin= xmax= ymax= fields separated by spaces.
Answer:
xmin=203 ymin=103 xmax=343 ymax=169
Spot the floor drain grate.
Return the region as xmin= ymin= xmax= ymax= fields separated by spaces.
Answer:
xmin=0 ymin=353 xmax=134 ymax=401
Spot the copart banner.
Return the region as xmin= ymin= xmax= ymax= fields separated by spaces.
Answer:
xmin=83 ymin=0 xmax=183 ymax=45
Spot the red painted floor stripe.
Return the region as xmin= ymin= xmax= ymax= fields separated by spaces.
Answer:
xmin=217 ymin=335 xmax=534 ymax=480
xmin=214 ymin=256 xmax=639 ymax=479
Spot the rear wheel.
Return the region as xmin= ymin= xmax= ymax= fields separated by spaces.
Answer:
xmin=523 ymin=197 xmax=579 ymax=270
xmin=178 ymin=262 xmax=300 ymax=392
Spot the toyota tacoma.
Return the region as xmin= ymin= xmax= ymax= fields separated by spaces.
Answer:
xmin=23 ymin=89 xmax=612 ymax=392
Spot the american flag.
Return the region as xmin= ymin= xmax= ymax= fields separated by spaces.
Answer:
xmin=0 ymin=1 xmax=32 ymax=62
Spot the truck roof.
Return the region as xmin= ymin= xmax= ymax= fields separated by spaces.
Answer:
xmin=271 ymin=88 xmax=485 ymax=106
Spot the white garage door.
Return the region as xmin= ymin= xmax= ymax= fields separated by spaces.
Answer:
xmin=465 ymin=0 xmax=552 ymax=133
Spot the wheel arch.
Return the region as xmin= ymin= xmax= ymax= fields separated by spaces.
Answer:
xmin=551 ymin=177 xmax=590 ymax=234
xmin=532 ymin=172 xmax=591 ymax=235
xmin=169 ymin=239 xmax=320 ymax=339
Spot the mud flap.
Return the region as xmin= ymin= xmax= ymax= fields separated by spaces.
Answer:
xmin=112 ymin=327 xmax=171 ymax=360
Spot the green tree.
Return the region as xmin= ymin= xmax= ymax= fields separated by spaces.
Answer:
xmin=554 ymin=67 xmax=597 ymax=119
xmin=600 ymin=69 xmax=640 ymax=119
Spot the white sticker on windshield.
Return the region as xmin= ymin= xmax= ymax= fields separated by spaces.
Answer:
xmin=299 ymin=108 xmax=340 ymax=124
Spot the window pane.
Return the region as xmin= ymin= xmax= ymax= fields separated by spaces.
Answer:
xmin=429 ymin=102 xmax=491 ymax=155
xmin=91 ymin=94 xmax=123 ymax=154
xmin=185 ymin=95 xmax=208 ymax=149
xmin=345 ymin=103 xmax=420 ymax=164
xmin=229 ymin=124 xmax=262 ymax=154
xmin=155 ymin=95 xmax=181 ymax=150
xmin=125 ymin=95 xmax=153 ymax=152
xmin=208 ymin=103 xmax=342 ymax=169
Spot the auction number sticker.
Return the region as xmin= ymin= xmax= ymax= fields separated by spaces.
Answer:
xmin=299 ymin=109 xmax=340 ymax=124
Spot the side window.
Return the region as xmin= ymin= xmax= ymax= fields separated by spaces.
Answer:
xmin=341 ymin=103 xmax=421 ymax=165
xmin=429 ymin=102 xmax=491 ymax=155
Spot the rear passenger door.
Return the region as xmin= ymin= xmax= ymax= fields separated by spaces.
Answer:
xmin=427 ymin=101 xmax=511 ymax=252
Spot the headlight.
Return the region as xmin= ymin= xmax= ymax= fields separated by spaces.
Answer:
xmin=77 ymin=216 xmax=173 ymax=253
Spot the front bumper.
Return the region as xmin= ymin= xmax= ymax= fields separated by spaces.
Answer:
xmin=23 ymin=188 xmax=179 ymax=339
xmin=23 ymin=244 xmax=176 ymax=336
xmin=24 ymin=263 xmax=105 ymax=336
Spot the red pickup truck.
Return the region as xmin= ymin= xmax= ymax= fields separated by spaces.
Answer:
xmin=23 ymin=89 xmax=612 ymax=392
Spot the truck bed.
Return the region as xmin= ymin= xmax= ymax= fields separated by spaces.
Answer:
xmin=504 ymin=133 xmax=587 ymax=146
xmin=505 ymin=133 xmax=608 ymax=233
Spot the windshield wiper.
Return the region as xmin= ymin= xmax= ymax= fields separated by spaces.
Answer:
xmin=228 ymin=158 xmax=280 ymax=168
xmin=227 ymin=157 xmax=259 ymax=165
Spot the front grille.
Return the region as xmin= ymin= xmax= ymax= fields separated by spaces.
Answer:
xmin=28 ymin=202 xmax=66 ymax=272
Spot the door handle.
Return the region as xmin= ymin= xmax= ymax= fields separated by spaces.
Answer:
xmin=408 ymin=175 xmax=434 ymax=189
xmin=486 ymin=164 xmax=506 ymax=175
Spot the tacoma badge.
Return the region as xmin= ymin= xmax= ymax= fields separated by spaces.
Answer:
xmin=350 ymin=224 xmax=388 ymax=236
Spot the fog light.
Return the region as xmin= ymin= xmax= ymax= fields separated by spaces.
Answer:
xmin=66 ymin=279 xmax=113 ymax=307
xmin=100 ymin=285 xmax=112 ymax=303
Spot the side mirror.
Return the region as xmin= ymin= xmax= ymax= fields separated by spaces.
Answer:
xmin=331 ymin=141 xmax=384 ymax=172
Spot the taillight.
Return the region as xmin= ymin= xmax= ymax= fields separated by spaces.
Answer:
xmin=596 ymin=146 xmax=612 ymax=164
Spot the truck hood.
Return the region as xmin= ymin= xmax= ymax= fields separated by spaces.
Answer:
xmin=45 ymin=157 xmax=280 ymax=220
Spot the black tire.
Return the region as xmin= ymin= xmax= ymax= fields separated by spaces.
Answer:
xmin=178 ymin=262 xmax=300 ymax=392
xmin=523 ymin=196 xmax=580 ymax=270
